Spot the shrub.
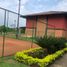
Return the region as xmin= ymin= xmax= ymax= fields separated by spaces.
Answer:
xmin=35 ymin=36 xmax=67 ymax=53
xmin=18 ymin=48 xmax=47 ymax=59
xmin=63 ymin=48 xmax=67 ymax=53
xmin=55 ymin=37 xmax=67 ymax=50
xmin=65 ymin=43 xmax=67 ymax=47
xmin=15 ymin=48 xmax=67 ymax=67
xmin=27 ymin=48 xmax=48 ymax=59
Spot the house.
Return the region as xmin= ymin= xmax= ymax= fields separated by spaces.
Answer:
xmin=21 ymin=11 xmax=67 ymax=38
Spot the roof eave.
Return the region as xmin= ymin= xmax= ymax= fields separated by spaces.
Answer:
xmin=20 ymin=11 xmax=67 ymax=18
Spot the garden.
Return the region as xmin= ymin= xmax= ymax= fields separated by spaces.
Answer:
xmin=15 ymin=36 xmax=67 ymax=67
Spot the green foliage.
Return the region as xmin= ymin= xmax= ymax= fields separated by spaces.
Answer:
xmin=0 ymin=25 xmax=16 ymax=33
xmin=20 ymin=27 xmax=26 ymax=34
xmin=63 ymin=48 xmax=67 ymax=52
xmin=0 ymin=62 xmax=28 ymax=67
xmin=0 ymin=55 xmax=29 ymax=67
xmin=35 ymin=36 xmax=67 ymax=53
xmin=65 ymin=43 xmax=67 ymax=47
xmin=0 ymin=25 xmax=6 ymax=32
xmin=27 ymin=49 xmax=48 ymax=59
xmin=15 ymin=48 xmax=67 ymax=67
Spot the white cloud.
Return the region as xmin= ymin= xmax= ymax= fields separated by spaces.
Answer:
xmin=0 ymin=0 xmax=30 ymax=13
xmin=20 ymin=6 xmax=31 ymax=15
xmin=0 ymin=0 xmax=29 ymax=27
xmin=21 ymin=0 xmax=30 ymax=5
xmin=0 ymin=1 xmax=10 ymax=8
xmin=51 ymin=0 xmax=67 ymax=11
xmin=0 ymin=0 xmax=67 ymax=14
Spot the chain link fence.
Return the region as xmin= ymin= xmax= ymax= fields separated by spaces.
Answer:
xmin=0 ymin=7 xmax=38 ymax=58
xmin=0 ymin=7 xmax=67 ymax=58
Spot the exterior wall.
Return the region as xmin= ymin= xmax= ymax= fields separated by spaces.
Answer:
xmin=63 ymin=30 xmax=67 ymax=38
xmin=48 ymin=15 xmax=65 ymax=29
xmin=47 ymin=29 xmax=67 ymax=38
xmin=25 ymin=17 xmax=36 ymax=37
xmin=47 ymin=15 xmax=66 ymax=38
xmin=36 ymin=16 xmax=46 ymax=37
xmin=64 ymin=17 xmax=67 ymax=38
xmin=26 ymin=16 xmax=47 ymax=37
xmin=55 ymin=30 xmax=64 ymax=37
xmin=47 ymin=29 xmax=55 ymax=37
xmin=26 ymin=17 xmax=36 ymax=28
xmin=25 ymin=28 xmax=35 ymax=37
xmin=64 ymin=16 xmax=67 ymax=30
xmin=25 ymin=15 xmax=67 ymax=38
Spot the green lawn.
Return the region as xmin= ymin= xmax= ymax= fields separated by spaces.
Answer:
xmin=0 ymin=56 xmax=29 ymax=67
xmin=6 ymin=34 xmax=36 ymax=42
xmin=0 ymin=62 xmax=28 ymax=67
xmin=0 ymin=33 xmax=36 ymax=42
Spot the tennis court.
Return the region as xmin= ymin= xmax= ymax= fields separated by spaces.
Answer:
xmin=0 ymin=36 xmax=38 ymax=57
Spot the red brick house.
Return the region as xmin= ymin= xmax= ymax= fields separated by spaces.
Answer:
xmin=21 ymin=11 xmax=67 ymax=38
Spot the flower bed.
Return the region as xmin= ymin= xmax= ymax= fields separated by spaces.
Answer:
xmin=15 ymin=48 xmax=67 ymax=67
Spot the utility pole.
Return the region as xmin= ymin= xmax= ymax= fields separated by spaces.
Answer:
xmin=16 ymin=0 xmax=21 ymax=39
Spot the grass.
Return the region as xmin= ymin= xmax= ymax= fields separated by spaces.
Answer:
xmin=0 ymin=62 xmax=28 ymax=67
xmin=0 ymin=33 xmax=36 ymax=42
xmin=0 ymin=56 xmax=29 ymax=67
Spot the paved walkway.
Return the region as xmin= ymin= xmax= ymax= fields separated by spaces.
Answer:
xmin=49 ymin=53 xmax=67 ymax=67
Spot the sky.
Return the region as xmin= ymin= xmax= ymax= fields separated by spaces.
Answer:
xmin=0 ymin=0 xmax=67 ymax=27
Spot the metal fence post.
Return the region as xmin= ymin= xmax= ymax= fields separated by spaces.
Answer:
xmin=7 ymin=11 xmax=9 ymax=27
xmin=45 ymin=16 xmax=48 ymax=37
xmin=31 ymin=28 xmax=34 ymax=48
xmin=16 ymin=0 xmax=21 ymax=39
xmin=31 ymin=18 xmax=35 ymax=48
xmin=2 ymin=10 xmax=6 ymax=57
xmin=35 ymin=16 xmax=38 ymax=37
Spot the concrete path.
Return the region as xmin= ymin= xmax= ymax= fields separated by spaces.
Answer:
xmin=49 ymin=53 xmax=67 ymax=67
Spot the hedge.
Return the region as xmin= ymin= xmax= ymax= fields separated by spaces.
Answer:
xmin=15 ymin=48 xmax=67 ymax=67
